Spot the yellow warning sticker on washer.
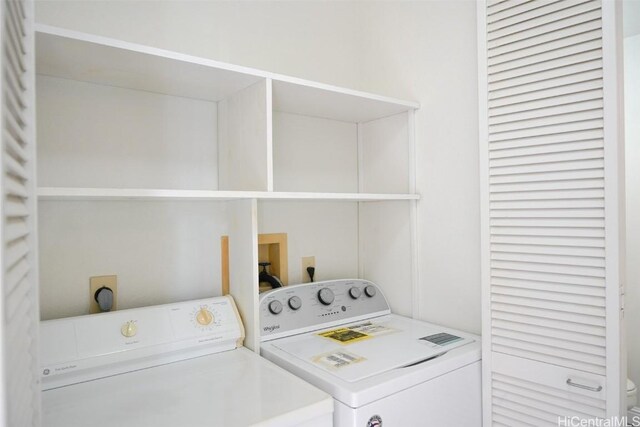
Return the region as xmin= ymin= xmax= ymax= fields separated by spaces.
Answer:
xmin=312 ymin=350 xmax=366 ymax=370
xmin=317 ymin=328 xmax=372 ymax=344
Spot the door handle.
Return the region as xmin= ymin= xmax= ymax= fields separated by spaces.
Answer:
xmin=566 ymin=378 xmax=603 ymax=392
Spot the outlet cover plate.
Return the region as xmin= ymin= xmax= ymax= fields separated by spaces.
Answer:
xmin=89 ymin=275 xmax=118 ymax=313
xmin=301 ymin=256 xmax=316 ymax=283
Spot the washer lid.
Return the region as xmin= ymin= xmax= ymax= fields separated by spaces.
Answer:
xmin=271 ymin=315 xmax=475 ymax=383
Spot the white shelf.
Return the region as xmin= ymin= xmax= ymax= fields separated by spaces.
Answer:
xmin=271 ymin=77 xmax=419 ymax=123
xmin=37 ymin=187 xmax=420 ymax=202
xmin=35 ymin=24 xmax=265 ymax=102
xmin=35 ymin=24 xmax=419 ymax=122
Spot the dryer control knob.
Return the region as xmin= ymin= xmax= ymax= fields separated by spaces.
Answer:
xmin=196 ymin=308 xmax=214 ymax=325
xmin=120 ymin=321 xmax=137 ymax=338
xmin=317 ymin=288 xmax=335 ymax=305
xmin=349 ymin=287 xmax=362 ymax=299
xmin=268 ymin=300 xmax=283 ymax=315
xmin=288 ymin=296 xmax=302 ymax=310
xmin=364 ymin=285 xmax=377 ymax=298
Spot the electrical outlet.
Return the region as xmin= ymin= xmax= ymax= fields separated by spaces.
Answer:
xmin=301 ymin=256 xmax=316 ymax=283
xmin=89 ymin=275 xmax=118 ymax=313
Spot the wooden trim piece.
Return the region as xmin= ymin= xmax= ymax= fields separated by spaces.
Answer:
xmin=221 ymin=236 xmax=229 ymax=296
xmin=258 ymin=233 xmax=288 ymax=287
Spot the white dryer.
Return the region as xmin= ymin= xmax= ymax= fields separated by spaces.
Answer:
xmin=259 ymin=279 xmax=482 ymax=427
xmin=41 ymin=295 xmax=333 ymax=427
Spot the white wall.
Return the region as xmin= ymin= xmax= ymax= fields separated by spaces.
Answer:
xmin=35 ymin=0 xmax=363 ymax=89
xmin=625 ymin=34 xmax=640 ymax=391
xmin=357 ymin=1 xmax=481 ymax=332
xmin=39 ymin=200 xmax=228 ymax=320
xmin=35 ymin=0 xmax=481 ymax=332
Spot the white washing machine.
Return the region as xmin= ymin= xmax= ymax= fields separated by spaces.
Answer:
xmin=259 ymin=279 xmax=482 ymax=427
xmin=40 ymin=295 xmax=333 ymax=427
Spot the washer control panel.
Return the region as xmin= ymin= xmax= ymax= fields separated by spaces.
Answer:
xmin=40 ymin=296 xmax=244 ymax=389
xmin=259 ymin=279 xmax=390 ymax=341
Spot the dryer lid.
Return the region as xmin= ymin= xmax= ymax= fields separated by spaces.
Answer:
xmin=271 ymin=315 xmax=475 ymax=383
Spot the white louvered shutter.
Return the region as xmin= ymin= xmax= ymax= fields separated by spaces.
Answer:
xmin=478 ymin=0 xmax=625 ymax=425
xmin=1 ymin=0 xmax=40 ymax=426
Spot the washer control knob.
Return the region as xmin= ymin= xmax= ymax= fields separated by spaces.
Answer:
xmin=268 ymin=300 xmax=283 ymax=315
xmin=196 ymin=308 xmax=214 ymax=326
xmin=120 ymin=321 xmax=137 ymax=338
xmin=317 ymin=288 xmax=335 ymax=305
xmin=349 ymin=287 xmax=362 ymax=299
xmin=288 ymin=296 xmax=302 ymax=310
xmin=364 ymin=285 xmax=377 ymax=298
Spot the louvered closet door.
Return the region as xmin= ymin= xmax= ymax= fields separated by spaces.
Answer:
xmin=0 ymin=0 xmax=40 ymax=426
xmin=478 ymin=0 xmax=625 ymax=425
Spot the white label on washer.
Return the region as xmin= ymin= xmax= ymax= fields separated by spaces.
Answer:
xmin=347 ymin=321 xmax=396 ymax=336
xmin=312 ymin=350 xmax=365 ymax=370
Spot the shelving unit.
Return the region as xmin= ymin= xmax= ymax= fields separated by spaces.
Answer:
xmin=35 ymin=24 xmax=420 ymax=351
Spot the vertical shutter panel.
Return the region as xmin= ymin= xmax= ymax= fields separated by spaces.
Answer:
xmin=479 ymin=0 xmax=624 ymax=424
xmin=1 ymin=0 xmax=40 ymax=426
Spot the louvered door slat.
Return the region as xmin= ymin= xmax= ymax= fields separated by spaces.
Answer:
xmin=487 ymin=0 xmax=593 ymax=32
xmin=493 ymin=406 xmax=545 ymax=427
xmin=488 ymin=39 xmax=602 ymax=75
xmin=480 ymin=0 xmax=624 ymax=422
xmin=489 ymin=8 xmax=601 ymax=49
xmin=490 ymin=59 xmax=602 ymax=95
xmin=492 ymin=311 xmax=605 ymax=336
xmin=5 ymin=103 xmax=28 ymax=145
xmin=491 ymin=276 xmax=606 ymax=296
xmin=492 ymin=268 xmax=604 ymax=287
xmin=493 ymin=380 xmax=605 ymax=418
xmin=489 ymin=48 xmax=602 ymax=84
xmin=4 ymin=130 xmax=28 ymax=162
xmin=492 ymin=243 xmax=604 ymax=257
xmin=488 ymin=0 xmax=601 ymax=41
xmin=491 ymin=188 xmax=604 ymax=201
xmin=490 ymin=139 xmax=603 ymax=158
xmin=491 ymin=227 xmax=605 ymax=239
xmin=5 ymin=238 xmax=28 ymax=269
xmin=1 ymin=0 xmax=40 ymax=425
xmin=488 ymin=1 xmax=557 ymax=23
xmin=491 ymin=251 xmax=604 ymax=267
xmin=489 ymin=146 xmax=603 ymax=165
xmin=493 ymin=318 xmax=604 ymax=346
xmin=488 ymin=28 xmax=602 ymax=65
xmin=490 ymin=18 xmax=602 ymax=57
xmin=4 ymin=217 xmax=28 ymax=242
xmin=489 ymin=129 xmax=604 ymax=150
xmin=5 ymin=3 xmax=25 ymax=53
xmin=491 ymin=198 xmax=603 ymax=210
xmin=492 ymin=303 xmax=605 ymax=327
xmin=492 ymin=327 xmax=605 ymax=356
xmin=487 ymin=0 xmax=528 ymax=14
xmin=6 ymin=277 xmax=29 ymax=320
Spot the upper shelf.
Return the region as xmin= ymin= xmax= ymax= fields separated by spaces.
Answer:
xmin=38 ymin=187 xmax=420 ymax=202
xmin=35 ymin=24 xmax=266 ymax=102
xmin=35 ymin=25 xmax=419 ymax=123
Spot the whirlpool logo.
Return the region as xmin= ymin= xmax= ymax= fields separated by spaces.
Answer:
xmin=367 ymin=415 xmax=382 ymax=427
xmin=263 ymin=324 xmax=280 ymax=332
